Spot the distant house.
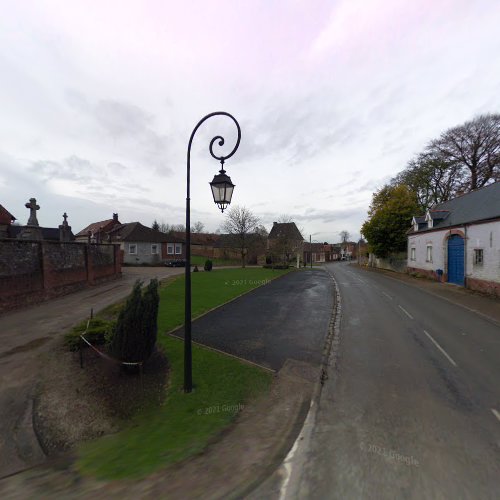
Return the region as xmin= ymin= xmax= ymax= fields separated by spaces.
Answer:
xmin=170 ymin=231 xmax=220 ymax=258
xmin=75 ymin=213 xmax=121 ymax=243
xmin=0 ymin=204 xmax=16 ymax=238
xmin=108 ymin=222 xmax=185 ymax=265
xmin=407 ymin=182 xmax=500 ymax=297
xmin=304 ymin=242 xmax=327 ymax=264
xmin=268 ymin=222 xmax=304 ymax=265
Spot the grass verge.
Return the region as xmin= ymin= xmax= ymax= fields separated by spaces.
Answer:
xmin=76 ymin=267 xmax=289 ymax=479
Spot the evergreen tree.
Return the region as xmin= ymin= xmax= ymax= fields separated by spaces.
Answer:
xmin=111 ymin=279 xmax=159 ymax=364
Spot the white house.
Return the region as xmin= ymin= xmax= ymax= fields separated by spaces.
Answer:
xmin=108 ymin=222 xmax=185 ymax=265
xmin=407 ymin=182 xmax=500 ymax=297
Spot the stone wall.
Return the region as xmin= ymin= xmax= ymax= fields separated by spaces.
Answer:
xmin=0 ymin=240 xmax=121 ymax=313
xmin=368 ymin=252 xmax=408 ymax=273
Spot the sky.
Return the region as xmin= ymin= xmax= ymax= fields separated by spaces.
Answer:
xmin=1 ymin=0 xmax=499 ymax=242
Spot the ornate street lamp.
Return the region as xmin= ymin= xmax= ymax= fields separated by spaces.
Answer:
xmin=184 ymin=112 xmax=241 ymax=393
xmin=209 ymin=167 xmax=235 ymax=213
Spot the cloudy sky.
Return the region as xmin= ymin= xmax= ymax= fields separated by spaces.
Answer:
xmin=1 ymin=0 xmax=499 ymax=242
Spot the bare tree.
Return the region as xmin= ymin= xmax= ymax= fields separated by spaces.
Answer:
xmin=430 ymin=113 xmax=500 ymax=191
xmin=191 ymin=221 xmax=205 ymax=233
xmin=221 ymin=206 xmax=260 ymax=268
xmin=158 ymin=221 xmax=185 ymax=233
xmin=340 ymin=230 xmax=350 ymax=244
xmin=392 ymin=151 xmax=462 ymax=211
xmin=277 ymin=214 xmax=293 ymax=223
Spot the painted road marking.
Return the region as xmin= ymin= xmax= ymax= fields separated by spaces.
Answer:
xmin=398 ymin=305 xmax=414 ymax=319
xmin=423 ymin=330 xmax=457 ymax=367
xmin=492 ymin=409 xmax=500 ymax=422
xmin=382 ymin=292 xmax=393 ymax=300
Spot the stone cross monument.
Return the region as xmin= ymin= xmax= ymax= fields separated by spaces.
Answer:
xmin=26 ymin=198 xmax=40 ymax=226
xmin=18 ymin=197 xmax=42 ymax=240
xmin=59 ymin=212 xmax=73 ymax=242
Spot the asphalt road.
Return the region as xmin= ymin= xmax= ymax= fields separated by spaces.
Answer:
xmin=286 ymin=262 xmax=500 ymax=500
xmin=176 ymin=268 xmax=333 ymax=371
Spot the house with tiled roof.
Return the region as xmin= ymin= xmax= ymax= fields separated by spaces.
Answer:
xmin=268 ymin=221 xmax=304 ymax=266
xmin=0 ymin=204 xmax=16 ymax=238
xmin=108 ymin=222 xmax=185 ymax=265
xmin=407 ymin=182 xmax=500 ymax=297
xmin=75 ymin=213 xmax=121 ymax=243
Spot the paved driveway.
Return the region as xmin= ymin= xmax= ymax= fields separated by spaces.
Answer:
xmin=175 ymin=268 xmax=334 ymax=371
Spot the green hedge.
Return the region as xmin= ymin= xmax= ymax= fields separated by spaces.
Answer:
xmin=64 ymin=318 xmax=116 ymax=351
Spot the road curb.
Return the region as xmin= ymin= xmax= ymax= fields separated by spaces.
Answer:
xmin=249 ymin=267 xmax=342 ymax=499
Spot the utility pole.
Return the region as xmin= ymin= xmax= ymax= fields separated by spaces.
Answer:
xmin=310 ymin=234 xmax=312 ymax=269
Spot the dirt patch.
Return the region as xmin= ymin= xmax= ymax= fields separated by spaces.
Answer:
xmin=33 ymin=341 xmax=169 ymax=455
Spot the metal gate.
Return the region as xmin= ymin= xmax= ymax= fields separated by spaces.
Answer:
xmin=447 ymin=235 xmax=464 ymax=285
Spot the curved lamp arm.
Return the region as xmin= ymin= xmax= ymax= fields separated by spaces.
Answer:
xmin=184 ymin=112 xmax=241 ymax=393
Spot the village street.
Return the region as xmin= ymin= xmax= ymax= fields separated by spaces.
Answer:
xmin=282 ymin=262 xmax=500 ymax=500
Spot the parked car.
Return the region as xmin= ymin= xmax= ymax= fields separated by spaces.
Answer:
xmin=164 ymin=259 xmax=186 ymax=267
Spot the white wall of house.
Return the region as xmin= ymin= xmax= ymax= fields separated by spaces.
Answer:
xmin=122 ymin=241 xmax=162 ymax=265
xmin=408 ymin=220 xmax=500 ymax=284
xmin=466 ymin=221 xmax=499 ymax=283
xmin=408 ymin=230 xmax=447 ymax=272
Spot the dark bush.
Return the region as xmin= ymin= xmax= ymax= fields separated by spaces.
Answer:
xmin=204 ymin=259 xmax=213 ymax=271
xmin=65 ymin=318 xmax=116 ymax=351
xmin=110 ymin=279 xmax=160 ymax=364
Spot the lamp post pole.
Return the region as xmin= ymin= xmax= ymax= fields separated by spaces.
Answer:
xmin=184 ymin=112 xmax=241 ymax=393
xmin=310 ymin=234 xmax=312 ymax=269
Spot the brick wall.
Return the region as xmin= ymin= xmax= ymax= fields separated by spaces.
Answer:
xmin=0 ymin=240 xmax=121 ymax=313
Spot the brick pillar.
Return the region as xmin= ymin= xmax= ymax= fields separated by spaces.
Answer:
xmin=86 ymin=244 xmax=95 ymax=285
xmin=114 ymin=244 xmax=122 ymax=275
xmin=41 ymin=242 xmax=53 ymax=291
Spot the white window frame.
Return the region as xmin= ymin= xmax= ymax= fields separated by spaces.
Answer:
xmin=473 ymin=248 xmax=483 ymax=265
xmin=167 ymin=243 xmax=174 ymax=255
xmin=410 ymin=247 xmax=416 ymax=261
xmin=129 ymin=244 xmax=137 ymax=255
xmin=175 ymin=243 xmax=182 ymax=255
xmin=426 ymin=245 xmax=432 ymax=263
xmin=151 ymin=244 xmax=159 ymax=255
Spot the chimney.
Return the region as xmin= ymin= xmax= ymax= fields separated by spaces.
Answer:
xmin=113 ymin=213 xmax=119 ymax=222
xmin=273 ymin=221 xmax=277 ymax=226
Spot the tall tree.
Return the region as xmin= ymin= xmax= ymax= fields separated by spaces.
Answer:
xmin=221 ymin=206 xmax=260 ymax=268
xmin=392 ymin=152 xmax=461 ymax=211
xmin=191 ymin=221 xmax=205 ymax=233
xmin=152 ymin=219 xmax=160 ymax=231
xmin=430 ymin=113 xmax=500 ymax=191
xmin=361 ymin=185 xmax=418 ymax=258
xmin=339 ymin=230 xmax=350 ymax=244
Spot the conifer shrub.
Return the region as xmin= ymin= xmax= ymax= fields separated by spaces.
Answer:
xmin=110 ymin=279 xmax=159 ymax=364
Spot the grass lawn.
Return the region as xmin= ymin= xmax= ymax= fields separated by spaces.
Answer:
xmin=190 ymin=254 xmax=241 ymax=267
xmin=77 ymin=267 xmax=290 ymax=480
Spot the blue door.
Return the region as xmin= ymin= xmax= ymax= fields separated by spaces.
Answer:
xmin=448 ymin=235 xmax=464 ymax=285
